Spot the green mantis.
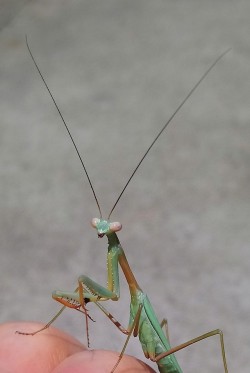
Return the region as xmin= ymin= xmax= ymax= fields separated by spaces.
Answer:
xmin=17 ymin=39 xmax=230 ymax=372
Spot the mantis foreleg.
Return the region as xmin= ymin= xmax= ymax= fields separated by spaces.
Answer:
xmin=16 ymin=287 xmax=93 ymax=337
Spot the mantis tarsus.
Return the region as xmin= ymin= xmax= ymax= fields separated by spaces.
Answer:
xmin=17 ymin=38 xmax=230 ymax=372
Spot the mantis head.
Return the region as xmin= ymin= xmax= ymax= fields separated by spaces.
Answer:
xmin=91 ymin=218 xmax=122 ymax=238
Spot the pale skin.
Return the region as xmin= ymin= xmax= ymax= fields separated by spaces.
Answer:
xmin=0 ymin=322 xmax=155 ymax=373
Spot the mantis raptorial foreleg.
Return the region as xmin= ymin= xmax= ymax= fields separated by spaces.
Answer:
xmin=16 ymin=270 xmax=120 ymax=342
xmin=16 ymin=287 xmax=94 ymax=340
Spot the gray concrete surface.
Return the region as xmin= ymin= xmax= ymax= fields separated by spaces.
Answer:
xmin=1 ymin=1 xmax=250 ymax=372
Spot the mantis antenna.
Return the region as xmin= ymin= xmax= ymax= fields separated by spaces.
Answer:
xmin=25 ymin=35 xmax=103 ymax=218
xmin=108 ymin=48 xmax=231 ymax=219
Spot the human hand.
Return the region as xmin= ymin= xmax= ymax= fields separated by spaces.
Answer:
xmin=0 ymin=322 xmax=155 ymax=373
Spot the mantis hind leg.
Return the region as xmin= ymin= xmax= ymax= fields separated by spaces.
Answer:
xmin=155 ymin=329 xmax=228 ymax=373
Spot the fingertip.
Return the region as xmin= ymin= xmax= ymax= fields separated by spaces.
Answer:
xmin=52 ymin=349 xmax=155 ymax=373
xmin=0 ymin=322 xmax=86 ymax=373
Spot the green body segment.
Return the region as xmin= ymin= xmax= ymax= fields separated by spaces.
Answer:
xmin=132 ymin=291 xmax=182 ymax=373
xmin=107 ymin=228 xmax=182 ymax=373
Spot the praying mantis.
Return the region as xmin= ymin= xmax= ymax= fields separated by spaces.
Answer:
xmin=17 ymin=38 xmax=230 ymax=372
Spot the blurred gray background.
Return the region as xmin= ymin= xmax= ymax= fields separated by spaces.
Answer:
xmin=1 ymin=1 xmax=250 ymax=372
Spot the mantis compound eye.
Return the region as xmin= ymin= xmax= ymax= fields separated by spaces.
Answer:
xmin=91 ymin=218 xmax=100 ymax=228
xmin=109 ymin=222 xmax=122 ymax=233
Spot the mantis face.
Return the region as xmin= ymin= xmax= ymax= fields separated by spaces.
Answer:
xmin=91 ymin=218 xmax=122 ymax=238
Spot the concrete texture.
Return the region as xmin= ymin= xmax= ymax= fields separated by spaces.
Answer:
xmin=1 ymin=1 xmax=250 ymax=371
